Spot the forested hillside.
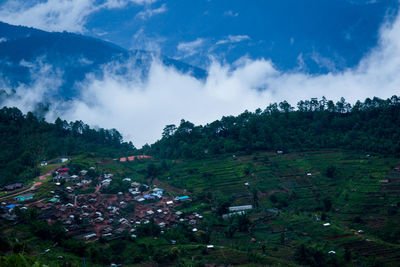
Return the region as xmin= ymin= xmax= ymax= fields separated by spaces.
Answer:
xmin=0 ymin=107 xmax=135 ymax=186
xmin=0 ymin=96 xmax=399 ymax=266
xmin=2 ymin=95 xmax=399 ymax=187
xmin=147 ymin=96 xmax=400 ymax=159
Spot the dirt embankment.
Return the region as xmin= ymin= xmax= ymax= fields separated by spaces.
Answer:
xmin=0 ymin=170 xmax=54 ymax=201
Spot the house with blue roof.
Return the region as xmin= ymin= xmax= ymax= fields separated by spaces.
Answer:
xmin=15 ymin=193 xmax=34 ymax=202
xmin=5 ymin=204 xmax=17 ymax=209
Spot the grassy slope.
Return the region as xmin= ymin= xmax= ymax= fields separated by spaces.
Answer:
xmin=1 ymin=150 xmax=399 ymax=266
xmin=153 ymin=150 xmax=400 ymax=265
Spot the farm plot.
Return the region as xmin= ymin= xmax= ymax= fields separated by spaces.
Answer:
xmin=337 ymin=238 xmax=400 ymax=265
xmin=163 ymin=156 xmax=275 ymax=196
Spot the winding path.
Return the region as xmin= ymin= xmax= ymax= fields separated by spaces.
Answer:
xmin=0 ymin=170 xmax=54 ymax=201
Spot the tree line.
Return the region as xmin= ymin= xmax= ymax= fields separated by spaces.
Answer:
xmin=145 ymin=96 xmax=400 ymax=159
xmin=0 ymin=107 xmax=135 ymax=186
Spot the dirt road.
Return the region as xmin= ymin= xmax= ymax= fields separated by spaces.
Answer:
xmin=0 ymin=170 xmax=53 ymax=201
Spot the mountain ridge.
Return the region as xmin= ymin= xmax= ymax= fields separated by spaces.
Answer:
xmin=0 ymin=21 xmax=207 ymax=100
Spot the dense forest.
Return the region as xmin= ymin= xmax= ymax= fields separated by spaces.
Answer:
xmin=146 ymin=96 xmax=400 ymax=159
xmin=0 ymin=107 xmax=135 ymax=186
xmin=2 ymin=95 xmax=400 ymax=186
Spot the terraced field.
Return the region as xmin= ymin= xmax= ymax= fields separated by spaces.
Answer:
xmin=52 ymin=150 xmax=399 ymax=265
xmin=153 ymin=150 xmax=400 ymax=265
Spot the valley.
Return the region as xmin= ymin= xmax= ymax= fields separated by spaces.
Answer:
xmin=1 ymin=1 xmax=400 ymax=266
xmin=1 ymin=150 xmax=399 ymax=266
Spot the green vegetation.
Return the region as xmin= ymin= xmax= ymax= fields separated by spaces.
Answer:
xmin=0 ymin=107 xmax=135 ymax=187
xmin=2 ymin=149 xmax=397 ymax=266
xmin=160 ymin=150 xmax=400 ymax=266
xmin=0 ymin=96 xmax=400 ymax=266
xmin=146 ymin=96 xmax=400 ymax=159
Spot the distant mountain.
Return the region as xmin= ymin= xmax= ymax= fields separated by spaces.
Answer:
xmin=0 ymin=21 xmax=206 ymax=100
xmin=0 ymin=22 xmax=48 ymax=40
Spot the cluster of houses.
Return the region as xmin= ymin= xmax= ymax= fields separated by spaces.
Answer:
xmin=52 ymin=167 xmax=92 ymax=185
xmin=1 ymin=166 xmax=198 ymax=241
xmin=44 ymin=181 xmax=196 ymax=240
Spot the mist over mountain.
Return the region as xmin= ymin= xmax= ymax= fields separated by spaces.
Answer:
xmin=0 ymin=1 xmax=400 ymax=147
xmin=0 ymin=21 xmax=206 ymax=99
xmin=1 ymin=3 xmax=400 ymax=265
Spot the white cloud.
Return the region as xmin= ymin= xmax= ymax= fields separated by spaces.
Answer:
xmin=296 ymin=53 xmax=306 ymax=71
xmin=347 ymin=0 xmax=379 ymax=4
xmin=130 ymin=28 xmax=165 ymax=53
xmin=103 ymin=0 xmax=157 ymax=8
xmin=54 ymin=11 xmax=400 ymax=146
xmin=93 ymin=30 xmax=109 ymax=37
xmin=78 ymin=57 xmax=94 ymax=66
xmin=177 ymin=38 xmax=206 ymax=58
xmin=0 ymin=0 xmax=159 ymax=33
xmin=0 ymin=37 xmax=8 ymax=43
xmin=136 ymin=3 xmax=167 ymax=20
xmin=216 ymin=35 xmax=250 ymax=45
xmin=311 ymin=51 xmax=339 ymax=72
xmin=2 ymin=7 xmax=400 ymax=148
xmin=0 ymin=0 xmax=95 ymax=32
xmin=224 ymin=10 xmax=238 ymax=17
xmin=3 ymin=59 xmax=63 ymax=113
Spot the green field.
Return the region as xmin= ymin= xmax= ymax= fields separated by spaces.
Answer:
xmin=151 ymin=150 xmax=400 ymax=265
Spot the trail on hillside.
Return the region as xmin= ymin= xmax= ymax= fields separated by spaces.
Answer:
xmin=0 ymin=170 xmax=53 ymax=201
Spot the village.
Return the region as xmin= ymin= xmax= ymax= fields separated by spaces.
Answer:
xmin=1 ymin=150 xmax=398 ymax=266
xmin=0 ymin=155 xmax=258 ymax=245
xmin=0 ymin=161 xmax=205 ymax=242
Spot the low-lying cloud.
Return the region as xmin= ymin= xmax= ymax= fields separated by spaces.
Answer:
xmin=2 ymin=59 xmax=63 ymax=113
xmin=2 ymin=7 xmax=400 ymax=148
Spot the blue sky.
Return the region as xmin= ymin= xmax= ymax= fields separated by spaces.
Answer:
xmin=1 ymin=0 xmax=400 ymax=146
xmin=89 ymin=0 xmax=399 ymax=72
xmin=1 ymin=0 xmax=398 ymax=72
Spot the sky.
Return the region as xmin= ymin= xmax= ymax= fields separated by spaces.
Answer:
xmin=1 ymin=0 xmax=400 ymax=146
xmin=1 ymin=0 xmax=399 ymax=71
